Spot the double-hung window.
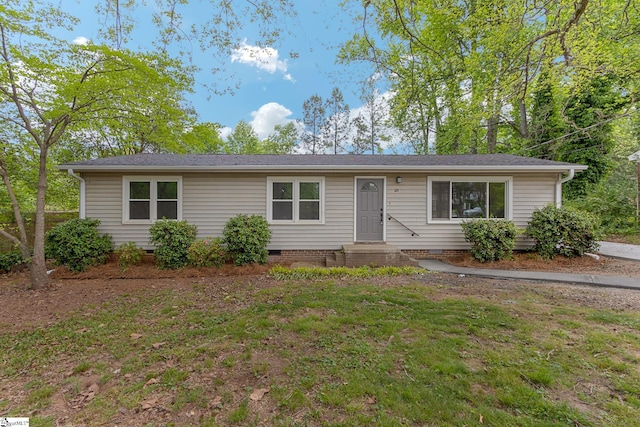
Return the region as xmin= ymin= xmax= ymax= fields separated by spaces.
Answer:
xmin=123 ymin=176 xmax=182 ymax=223
xmin=267 ymin=177 xmax=324 ymax=223
xmin=428 ymin=176 xmax=512 ymax=222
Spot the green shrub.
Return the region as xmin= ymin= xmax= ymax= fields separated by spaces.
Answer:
xmin=461 ymin=219 xmax=519 ymax=262
xmin=116 ymin=242 xmax=146 ymax=271
xmin=149 ymin=219 xmax=197 ymax=269
xmin=44 ymin=218 xmax=113 ymax=272
xmin=223 ymin=214 xmax=271 ymax=265
xmin=525 ymin=205 xmax=600 ymax=259
xmin=188 ymin=237 xmax=226 ymax=268
xmin=0 ymin=250 xmax=23 ymax=273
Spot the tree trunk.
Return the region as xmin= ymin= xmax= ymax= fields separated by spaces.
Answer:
xmin=519 ymin=99 xmax=528 ymax=139
xmin=487 ymin=115 xmax=498 ymax=153
xmin=29 ymin=146 xmax=50 ymax=289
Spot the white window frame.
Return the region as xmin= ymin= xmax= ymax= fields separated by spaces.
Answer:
xmin=122 ymin=176 xmax=183 ymax=224
xmin=267 ymin=177 xmax=325 ymax=224
xmin=427 ymin=176 xmax=513 ymax=223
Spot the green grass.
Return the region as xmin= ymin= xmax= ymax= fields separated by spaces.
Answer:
xmin=1 ymin=277 xmax=640 ymax=425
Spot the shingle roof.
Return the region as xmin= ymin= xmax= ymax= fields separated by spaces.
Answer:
xmin=58 ymin=153 xmax=587 ymax=172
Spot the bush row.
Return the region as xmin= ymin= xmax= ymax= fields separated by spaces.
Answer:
xmin=6 ymin=205 xmax=599 ymax=272
xmin=39 ymin=214 xmax=272 ymax=272
xmin=462 ymin=204 xmax=601 ymax=262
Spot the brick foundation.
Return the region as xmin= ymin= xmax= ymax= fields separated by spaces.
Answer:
xmin=268 ymin=248 xmax=471 ymax=265
xmin=400 ymin=249 xmax=468 ymax=260
xmin=268 ymin=249 xmax=336 ymax=264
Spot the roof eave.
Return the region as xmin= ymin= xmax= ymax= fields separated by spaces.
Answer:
xmin=58 ymin=164 xmax=588 ymax=173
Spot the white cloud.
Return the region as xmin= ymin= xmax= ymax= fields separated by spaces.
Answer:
xmin=73 ymin=36 xmax=90 ymax=45
xmin=231 ymin=40 xmax=293 ymax=82
xmin=250 ymin=102 xmax=294 ymax=140
xmin=219 ymin=126 xmax=233 ymax=140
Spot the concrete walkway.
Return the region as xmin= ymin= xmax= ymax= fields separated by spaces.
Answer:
xmin=597 ymin=241 xmax=640 ymax=261
xmin=419 ymin=241 xmax=640 ymax=290
xmin=419 ymin=260 xmax=640 ymax=290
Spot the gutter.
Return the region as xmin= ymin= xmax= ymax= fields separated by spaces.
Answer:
xmin=67 ymin=169 xmax=86 ymax=219
xmin=555 ymin=168 xmax=575 ymax=207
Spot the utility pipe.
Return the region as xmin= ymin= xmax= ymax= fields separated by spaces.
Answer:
xmin=555 ymin=169 xmax=575 ymax=207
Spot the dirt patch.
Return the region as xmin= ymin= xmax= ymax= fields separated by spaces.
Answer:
xmin=1 ymin=253 xmax=639 ymax=332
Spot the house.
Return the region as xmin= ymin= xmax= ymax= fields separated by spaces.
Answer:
xmin=58 ymin=153 xmax=586 ymax=265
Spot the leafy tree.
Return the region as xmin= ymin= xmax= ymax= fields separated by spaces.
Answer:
xmin=526 ymin=69 xmax=565 ymax=159
xmin=226 ymin=120 xmax=261 ymax=154
xmin=557 ymin=75 xmax=626 ymax=198
xmin=340 ymin=0 xmax=640 ymax=154
xmin=181 ymin=122 xmax=227 ymax=153
xmin=300 ymin=94 xmax=326 ymax=154
xmin=322 ymin=87 xmax=351 ymax=154
xmin=263 ymin=122 xmax=299 ymax=154
xmin=352 ymin=82 xmax=389 ymax=154
xmin=0 ymin=2 xmax=194 ymax=288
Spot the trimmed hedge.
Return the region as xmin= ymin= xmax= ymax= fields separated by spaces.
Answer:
xmin=149 ymin=219 xmax=197 ymax=269
xmin=223 ymin=214 xmax=271 ymax=265
xmin=116 ymin=241 xmax=146 ymax=271
xmin=526 ymin=205 xmax=600 ymax=259
xmin=461 ymin=219 xmax=519 ymax=262
xmin=188 ymin=237 xmax=227 ymax=268
xmin=44 ymin=218 xmax=113 ymax=272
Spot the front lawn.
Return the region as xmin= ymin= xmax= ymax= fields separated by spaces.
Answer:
xmin=1 ymin=274 xmax=640 ymax=426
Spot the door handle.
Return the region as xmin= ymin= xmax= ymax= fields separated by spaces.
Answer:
xmin=380 ymin=208 xmax=383 ymax=224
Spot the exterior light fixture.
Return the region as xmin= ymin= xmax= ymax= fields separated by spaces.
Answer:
xmin=396 ymin=176 xmax=402 ymax=184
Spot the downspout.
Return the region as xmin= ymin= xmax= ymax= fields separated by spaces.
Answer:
xmin=555 ymin=169 xmax=575 ymax=207
xmin=67 ymin=169 xmax=86 ymax=219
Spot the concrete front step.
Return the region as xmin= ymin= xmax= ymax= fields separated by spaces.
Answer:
xmin=325 ymin=244 xmax=418 ymax=268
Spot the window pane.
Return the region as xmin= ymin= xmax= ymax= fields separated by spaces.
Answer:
xmin=432 ymin=181 xmax=450 ymax=219
xmin=273 ymin=182 xmax=293 ymax=200
xmin=130 ymin=181 xmax=150 ymax=199
xmin=157 ymin=201 xmax=178 ymax=219
xmin=452 ymin=182 xmax=486 ymax=218
xmin=489 ymin=182 xmax=506 ymax=218
xmin=299 ymin=201 xmax=320 ymax=220
xmin=129 ymin=201 xmax=150 ymax=219
xmin=273 ymin=201 xmax=293 ymax=220
xmin=299 ymin=182 xmax=319 ymax=200
xmin=157 ymin=181 xmax=177 ymax=199
xmin=361 ymin=182 xmax=378 ymax=192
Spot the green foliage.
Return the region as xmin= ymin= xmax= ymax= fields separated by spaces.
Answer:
xmin=226 ymin=120 xmax=261 ymax=154
xmin=149 ymin=219 xmax=197 ymax=269
xmin=262 ymin=122 xmax=299 ymax=154
xmin=0 ymin=250 xmax=23 ymax=273
xmin=187 ymin=237 xmax=227 ymax=268
xmin=116 ymin=242 xmax=146 ymax=272
xmin=525 ymin=205 xmax=600 ymax=259
xmin=223 ymin=214 xmax=271 ymax=266
xmin=44 ymin=218 xmax=113 ymax=272
xmin=460 ymin=219 xmax=519 ymax=262
xmin=269 ymin=265 xmax=424 ymax=280
xmin=557 ymin=76 xmax=624 ymax=198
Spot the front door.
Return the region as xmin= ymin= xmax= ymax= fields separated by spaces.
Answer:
xmin=356 ymin=178 xmax=384 ymax=242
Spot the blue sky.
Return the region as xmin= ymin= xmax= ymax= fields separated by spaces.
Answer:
xmin=62 ymin=1 xmax=377 ymax=140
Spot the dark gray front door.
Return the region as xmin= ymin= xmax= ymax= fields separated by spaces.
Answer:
xmin=356 ymin=178 xmax=384 ymax=242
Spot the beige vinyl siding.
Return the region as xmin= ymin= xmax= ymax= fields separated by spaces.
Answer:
xmin=269 ymin=174 xmax=352 ymax=250
xmin=385 ymin=173 xmax=557 ymax=250
xmin=83 ymin=171 xmax=559 ymax=252
xmin=83 ymin=172 xmax=353 ymax=250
